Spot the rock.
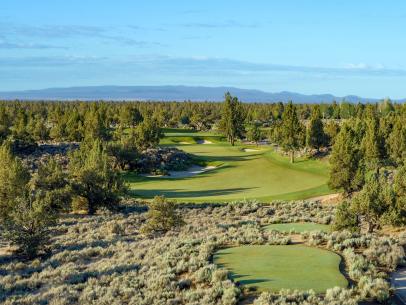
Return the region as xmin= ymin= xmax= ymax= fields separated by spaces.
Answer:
xmin=137 ymin=147 xmax=192 ymax=174
xmin=20 ymin=142 xmax=79 ymax=171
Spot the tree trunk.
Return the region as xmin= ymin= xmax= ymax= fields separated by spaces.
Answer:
xmin=231 ymin=137 xmax=235 ymax=146
xmin=290 ymin=150 xmax=295 ymax=163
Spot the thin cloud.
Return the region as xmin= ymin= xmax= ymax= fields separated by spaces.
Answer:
xmin=122 ymin=55 xmax=406 ymax=77
xmin=0 ymin=40 xmax=67 ymax=50
xmin=0 ymin=23 xmax=165 ymax=47
xmin=175 ymin=20 xmax=260 ymax=29
xmin=1 ymin=55 xmax=406 ymax=78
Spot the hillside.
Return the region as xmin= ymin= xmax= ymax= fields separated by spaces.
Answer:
xmin=0 ymin=85 xmax=401 ymax=103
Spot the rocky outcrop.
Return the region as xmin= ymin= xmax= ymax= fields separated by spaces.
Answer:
xmin=137 ymin=147 xmax=192 ymax=175
xmin=21 ymin=142 xmax=79 ymax=170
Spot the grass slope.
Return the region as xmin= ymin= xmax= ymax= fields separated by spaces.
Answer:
xmin=126 ymin=131 xmax=332 ymax=202
xmin=214 ymin=245 xmax=348 ymax=293
xmin=265 ymin=222 xmax=331 ymax=233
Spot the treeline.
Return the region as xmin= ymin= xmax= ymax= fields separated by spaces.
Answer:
xmin=328 ymin=105 xmax=406 ymax=231
xmin=0 ymin=98 xmax=399 ymax=143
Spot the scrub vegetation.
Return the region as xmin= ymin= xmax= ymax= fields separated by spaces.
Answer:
xmin=0 ymin=97 xmax=405 ymax=305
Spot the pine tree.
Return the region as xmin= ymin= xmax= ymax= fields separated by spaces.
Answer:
xmin=220 ymin=92 xmax=245 ymax=146
xmin=306 ymin=105 xmax=326 ymax=152
xmin=280 ymin=101 xmax=304 ymax=163
xmin=328 ymin=125 xmax=364 ymax=194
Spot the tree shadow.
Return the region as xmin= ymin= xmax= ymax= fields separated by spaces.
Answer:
xmin=130 ymin=187 xmax=257 ymax=199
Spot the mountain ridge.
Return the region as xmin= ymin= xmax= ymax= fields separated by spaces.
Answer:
xmin=0 ymin=85 xmax=403 ymax=103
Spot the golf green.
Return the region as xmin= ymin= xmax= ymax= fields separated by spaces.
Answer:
xmin=125 ymin=133 xmax=332 ymax=202
xmin=214 ymin=245 xmax=347 ymax=292
xmin=265 ymin=222 xmax=331 ymax=233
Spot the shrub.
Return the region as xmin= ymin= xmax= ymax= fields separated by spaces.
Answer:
xmin=68 ymin=140 xmax=126 ymax=214
xmin=141 ymin=196 xmax=185 ymax=234
xmin=2 ymin=191 xmax=57 ymax=258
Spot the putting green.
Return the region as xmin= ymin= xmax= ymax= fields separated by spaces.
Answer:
xmin=214 ymin=245 xmax=347 ymax=292
xmin=265 ymin=222 xmax=331 ymax=233
xmin=125 ymin=132 xmax=332 ymax=202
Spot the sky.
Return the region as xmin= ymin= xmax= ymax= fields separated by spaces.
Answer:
xmin=1 ymin=0 xmax=406 ymax=98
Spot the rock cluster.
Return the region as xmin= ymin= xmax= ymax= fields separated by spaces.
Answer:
xmin=137 ymin=147 xmax=192 ymax=174
xmin=21 ymin=142 xmax=79 ymax=170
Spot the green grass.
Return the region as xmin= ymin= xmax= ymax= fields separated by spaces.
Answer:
xmin=125 ymin=130 xmax=333 ymax=202
xmin=213 ymin=245 xmax=347 ymax=293
xmin=265 ymin=222 xmax=331 ymax=233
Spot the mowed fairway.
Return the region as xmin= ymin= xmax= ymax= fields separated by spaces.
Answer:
xmin=265 ymin=222 xmax=331 ymax=233
xmin=214 ymin=245 xmax=348 ymax=292
xmin=126 ymin=133 xmax=332 ymax=202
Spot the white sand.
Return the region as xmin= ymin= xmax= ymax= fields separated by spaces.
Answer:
xmin=243 ymin=148 xmax=260 ymax=152
xmin=179 ymin=141 xmax=191 ymax=144
xmin=141 ymin=165 xmax=216 ymax=179
xmin=196 ymin=139 xmax=213 ymax=144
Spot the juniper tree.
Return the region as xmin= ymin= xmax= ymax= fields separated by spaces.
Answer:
xmin=0 ymin=144 xmax=30 ymax=219
xmin=306 ymin=105 xmax=327 ymax=152
xmin=333 ymin=200 xmax=359 ymax=232
xmin=119 ymin=105 xmax=142 ymax=128
xmin=0 ymin=107 xmax=10 ymax=144
xmin=324 ymin=120 xmax=340 ymax=146
xmin=387 ymin=117 xmax=406 ymax=165
xmin=220 ymin=92 xmax=245 ymax=146
xmin=68 ymin=140 xmax=126 ymax=214
xmin=29 ymin=158 xmax=71 ymax=211
xmin=350 ymin=172 xmax=393 ymax=232
xmin=2 ymin=191 xmax=58 ymax=258
xmin=247 ymin=124 xmax=262 ymax=146
xmin=134 ymin=116 xmax=162 ymax=150
xmin=361 ymin=115 xmax=383 ymax=170
xmin=280 ymin=101 xmax=304 ymax=163
xmin=328 ymin=124 xmax=365 ymax=194
xmin=0 ymin=145 xmax=58 ymax=258
xmin=142 ymin=196 xmax=184 ymax=234
xmin=392 ymin=164 xmax=406 ymax=226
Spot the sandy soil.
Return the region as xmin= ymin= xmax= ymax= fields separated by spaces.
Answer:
xmin=142 ymin=165 xmax=217 ymax=179
xmin=196 ymin=140 xmax=213 ymax=144
xmin=307 ymin=193 xmax=341 ymax=205
xmin=243 ymin=148 xmax=260 ymax=152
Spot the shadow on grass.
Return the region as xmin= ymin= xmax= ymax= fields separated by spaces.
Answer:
xmin=130 ymin=187 xmax=257 ymax=199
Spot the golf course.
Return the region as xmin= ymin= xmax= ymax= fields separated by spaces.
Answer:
xmin=126 ymin=129 xmax=332 ymax=202
xmin=214 ymin=245 xmax=348 ymax=293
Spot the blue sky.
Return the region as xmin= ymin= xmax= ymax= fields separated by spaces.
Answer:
xmin=1 ymin=1 xmax=406 ymax=98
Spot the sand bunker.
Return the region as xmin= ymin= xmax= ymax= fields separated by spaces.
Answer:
xmin=196 ymin=139 xmax=213 ymax=144
xmin=243 ymin=148 xmax=260 ymax=152
xmin=178 ymin=141 xmax=191 ymax=144
xmin=142 ymin=165 xmax=216 ymax=179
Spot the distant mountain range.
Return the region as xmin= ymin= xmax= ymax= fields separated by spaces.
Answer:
xmin=0 ymin=85 xmax=404 ymax=103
